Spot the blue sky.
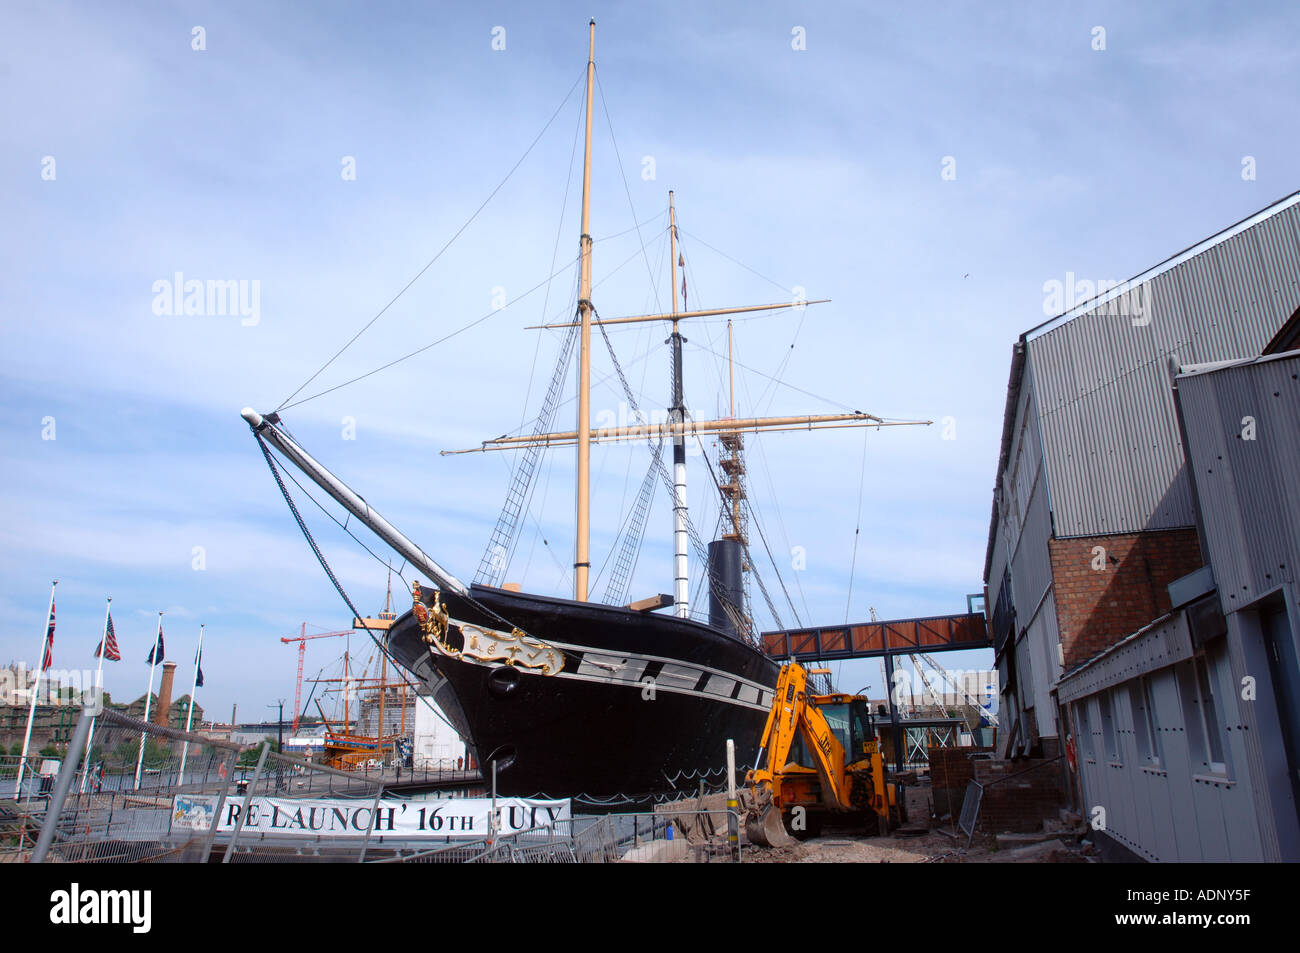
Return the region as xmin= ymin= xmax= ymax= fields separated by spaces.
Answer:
xmin=2 ymin=1 xmax=1297 ymax=721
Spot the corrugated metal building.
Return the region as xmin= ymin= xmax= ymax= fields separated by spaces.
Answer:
xmin=984 ymin=192 xmax=1300 ymax=860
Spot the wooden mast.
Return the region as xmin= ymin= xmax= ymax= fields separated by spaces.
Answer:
xmin=575 ymin=19 xmax=596 ymax=602
xmin=728 ymin=320 xmax=735 ymax=418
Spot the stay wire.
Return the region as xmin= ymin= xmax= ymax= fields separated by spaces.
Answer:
xmin=252 ymin=430 xmax=578 ymax=709
xmin=595 ymin=66 xmax=663 ymax=308
xmin=844 ymin=425 xmax=871 ymax=625
xmin=277 ymin=69 xmax=586 ymax=412
xmin=253 ymin=432 xmax=462 ymax=734
xmin=278 ymin=256 xmax=577 ymax=411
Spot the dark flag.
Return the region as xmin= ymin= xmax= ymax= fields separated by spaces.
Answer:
xmin=194 ymin=643 xmax=204 ymax=689
xmin=146 ymin=626 xmax=165 ymax=665
xmin=41 ymin=599 xmax=55 ymax=671
xmin=95 ymin=612 xmax=121 ymax=661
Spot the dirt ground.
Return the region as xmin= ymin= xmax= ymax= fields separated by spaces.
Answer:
xmin=741 ymin=827 xmax=1091 ymax=863
xmin=733 ymin=784 xmax=1094 ymax=864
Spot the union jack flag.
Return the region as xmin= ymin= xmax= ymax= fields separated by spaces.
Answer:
xmin=95 ymin=612 xmax=121 ymax=661
xmin=41 ymin=599 xmax=55 ymax=671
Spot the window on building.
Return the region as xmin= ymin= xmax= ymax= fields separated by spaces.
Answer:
xmin=1100 ymin=690 xmax=1120 ymax=763
xmin=1180 ymin=650 xmax=1229 ymax=776
xmin=1076 ymin=700 xmax=1094 ymax=761
xmin=1130 ymin=675 xmax=1163 ymax=768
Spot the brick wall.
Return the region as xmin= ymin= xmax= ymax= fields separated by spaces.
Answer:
xmin=929 ymin=746 xmax=991 ymax=816
xmin=973 ymin=758 xmax=1067 ymax=833
xmin=1050 ymin=528 xmax=1202 ymax=670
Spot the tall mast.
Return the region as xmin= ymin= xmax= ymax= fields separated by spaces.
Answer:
xmin=718 ymin=318 xmax=748 ymax=633
xmin=574 ymin=19 xmax=596 ymax=602
xmin=669 ymin=191 xmax=689 ymax=618
xmin=728 ymin=319 xmax=735 ymax=418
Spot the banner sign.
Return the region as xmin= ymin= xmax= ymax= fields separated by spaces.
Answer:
xmin=171 ymin=794 xmax=570 ymax=839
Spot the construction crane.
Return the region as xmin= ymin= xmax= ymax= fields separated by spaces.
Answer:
xmin=281 ymin=624 xmax=352 ymax=732
xmin=908 ymin=650 xmax=997 ymax=724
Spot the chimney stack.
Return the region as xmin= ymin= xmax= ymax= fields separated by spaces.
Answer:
xmin=156 ymin=661 xmax=178 ymax=726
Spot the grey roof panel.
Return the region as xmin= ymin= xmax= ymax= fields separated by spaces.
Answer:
xmin=1027 ymin=201 xmax=1300 ymax=537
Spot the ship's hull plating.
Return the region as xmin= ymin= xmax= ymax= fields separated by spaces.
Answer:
xmin=384 ymin=584 xmax=780 ymax=800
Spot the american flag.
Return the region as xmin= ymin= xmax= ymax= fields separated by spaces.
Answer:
xmin=95 ymin=612 xmax=121 ymax=661
xmin=41 ymin=599 xmax=55 ymax=671
xmin=146 ymin=626 xmax=165 ymax=665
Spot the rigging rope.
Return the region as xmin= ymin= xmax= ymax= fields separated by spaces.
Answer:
xmin=501 ymin=90 xmax=588 ymax=587
xmin=592 ymin=308 xmax=752 ymax=641
xmin=600 ymin=439 xmax=662 ymax=606
xmin=594 ymin=67 xmax=663 ymax=310
xmin=477 ymin=320 xmax=580 ymax=586
xmin=253 ymin=432 xmax=465 ymax=735
xmin=277 ymin=69 xmax=587 ymax=412
xmin=691 ymin=433 xmax=792 ymax=632
xmin=276 ymin=257 xmax=579 ymax=412
xmin=843 ymin=425 xmax=871 ymax=623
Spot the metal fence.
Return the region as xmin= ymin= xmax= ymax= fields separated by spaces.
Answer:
xmin=29 ymin=708 xmax=245 ymax=863
xmin=374 ymin=809 xmax=743 ymax=864
xmin=23 ymin=708 xmax=747 ymax=863
xmin=219 ymin=742 xmax=385 ymax=863
xmin=372 ymin=817 xmax=620 ymax=864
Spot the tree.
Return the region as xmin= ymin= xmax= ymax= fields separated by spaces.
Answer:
xmin=237 ymin=737 xmax=280 ymax=767
xmin=111 ymin=738 xmax=138 ymax=766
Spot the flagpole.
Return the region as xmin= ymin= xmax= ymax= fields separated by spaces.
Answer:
xmin=79 ymin=597 xmax=112 ymax=794
xmin=134 ymin=610 xmax=163 ymax=790
xmin=177 ymin=623 xmax=203 ymax=787
xmin=15 ymin=580 xmax=56 ymax=800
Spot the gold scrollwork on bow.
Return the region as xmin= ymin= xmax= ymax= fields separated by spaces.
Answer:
xmin=411 ymin=582 xmax=561 ymax=676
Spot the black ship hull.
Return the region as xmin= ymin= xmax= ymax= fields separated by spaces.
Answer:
xmin=384 ymin=584 xmax=780 ymax=800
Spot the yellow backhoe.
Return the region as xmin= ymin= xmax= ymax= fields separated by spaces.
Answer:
xmin=745 ymin=661 xmax=905 ymax=846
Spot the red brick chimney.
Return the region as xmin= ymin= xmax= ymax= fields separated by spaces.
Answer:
xmin=156 ymin=661 xmax=177 ymax=726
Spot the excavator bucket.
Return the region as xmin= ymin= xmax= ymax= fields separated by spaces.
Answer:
xmin=745 ymin=803 xmax=794 ymax=848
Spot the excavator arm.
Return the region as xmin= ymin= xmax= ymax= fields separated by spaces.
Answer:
xmin=745 ymin=660 xmax=901 ymax=846
xmin=750 ymin=663 xmax=850 ymax=810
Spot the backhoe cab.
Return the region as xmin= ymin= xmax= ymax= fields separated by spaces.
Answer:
xmin=745 ymin=662 xmax=904 ymax=846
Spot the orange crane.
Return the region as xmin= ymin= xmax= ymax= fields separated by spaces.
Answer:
xmin=281 ymin=624 xmax=352 ymax=732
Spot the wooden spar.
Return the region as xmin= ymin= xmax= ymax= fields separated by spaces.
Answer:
xmin=442 ymin=413 xmax=932 ymax=454
xmin=241 ymin=407 xmax=468 ymax=596
xmin=574 ymin=19 xmax=596 ymax=603
xmin=525 ymin=298 xmax=830 ymax=330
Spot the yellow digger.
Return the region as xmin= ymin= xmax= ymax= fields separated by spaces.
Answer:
xmin=745 ymin=662 xmax=905 ymax=846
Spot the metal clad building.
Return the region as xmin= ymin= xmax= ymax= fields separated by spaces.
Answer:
xmin=1177 ymin=351 xmax=1300 ymax=862
xmin=1056 ymin=350 xmax=1300 ymax=861
xmin=1178 ymin=354 xmax=1300 ymax=601
xmin=984 ymin=193 xmax=1300 ymax=860
xmin=1029 ymin=196 xmax=1300 ymax=539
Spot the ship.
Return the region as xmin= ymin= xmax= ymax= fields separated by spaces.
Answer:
xmin=242 ymin=22 xmax=927 ymax=802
